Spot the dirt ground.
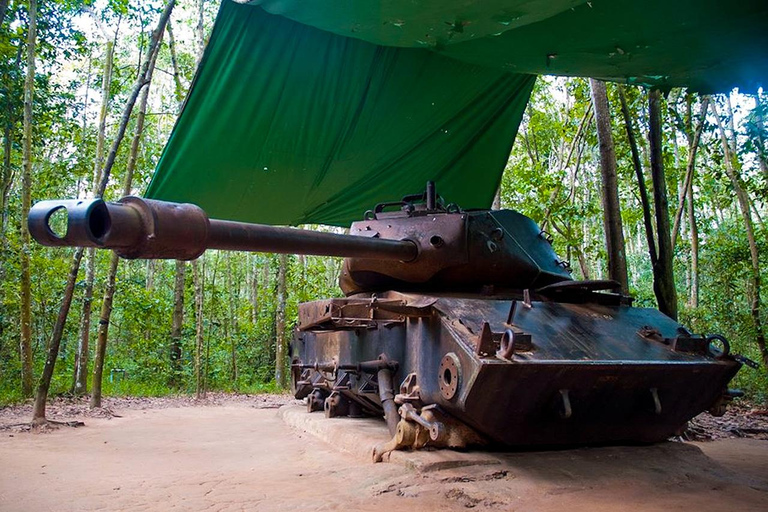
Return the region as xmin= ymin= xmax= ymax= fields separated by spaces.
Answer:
xmin=1 ymin=396 xmax=767 ymax=511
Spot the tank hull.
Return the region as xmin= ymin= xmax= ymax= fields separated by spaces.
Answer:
xmin=291 ymin=291 xmax=741 ymax=447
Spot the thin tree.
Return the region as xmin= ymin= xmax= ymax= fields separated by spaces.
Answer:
xmin=19 ymin=0 xmax=37 ymax=397
xmin=0 ymin=44 xmax=22 ymax=250
xmin=167 ymin=16 xmax=186 ymax=387
xmin=193 ymin=258 xmax=204 ymax=398
xmin=199 ymin=251 xmax=220 ymax=397
xmin=166 ymin=19 xmax=185 ymax=107
xmin=195 ymin=0 xmax=206 ymax=63
xmin=670 ymin=98 xmax=709 ymax=247
xmin=618 ymin=87 xmax=657 ymax=274
xmin=540 ymin=104 xmax=592 ymax=230
xmin=687 ymin=171 xmax=699 ymax=307
xmin=648 ymin=89 xmax=678 ymax=320
xmin=711 ymin=100 xmax=768 ymax=368
xmin=753 ymin=94 xmax=768 ymax=181
xmin=73 ymin=40 xmax=115 ymax=396
xmin=274 ymin=254 xmax=288 ymax=387
xmin=32 ymin=0 xmax=176 ymax=422
xmin=250 ymin=255 xmax=259 ymax=324
xmin=589 ymin=78 xmax=629 ymax=292
xmin=191 ymin=0 xmax=209 ymax=399
xmin=670 ymin=95 xmax=709 ymax=307
xmin=0 ymin=45 xmax=23 ymax=346
xmin=170 ymin=259 xmax=185 ymax=387
xmin=90 ymin=8 xmax=171 ymax=409
xmin=0 ymin=0 xmax=8 ymax=26
xmin=226 ymin=253 xmax=238 ymax=385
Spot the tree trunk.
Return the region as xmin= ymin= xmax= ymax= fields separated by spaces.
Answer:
xmin=89 ymin=251 xmax=117 ymax=409
xmin=196 ymin=0 xmax=207 ymax=64
xmin=143 ymin=260 xmax=156 ymax=341
xmin=19 ymin=0 xmax=37 ymax=398
xmin=0 ymin=47 xmax=23 ymax=347
xmin=73 ymin=249 xmax=95 ymax=395
xmin=73 ymin=41 xmax=115 ymax=396
xmin=193 ymin=259 xmax=204 ymax=399
xmin=671 ymin=98 xmax=709 ymax=248
xmin=250 ymin=256 xmax=259 ymax=324
xmin=166 ymin=12 xmax=186 ymax=387
xmin=753 ymin=95 xmax=768 ymax=181
xmin=711 ymin=101 xmax=768 ymax=368
xmin=90 ymin=10 xmax=169 ymax=409
xmin=0 ymin=43 xmax=22 ymax=251
xmin=166 ymin=19 xmax=185 ymax=109
xmin=32 ymin=250 xmax=84 ymax=423
xmin=226 ymin=254 xmax=237 ymax=385
xmin=0 ymin=0 xmax=8 ymax=26
xmin=648 ymin=89 xmax=678 ymax=320
xmin=274 ymin=254 xmax=288 ymax=388
xmin=1 ymin=106 xmax=12 ymax=240
xmin=170 ymin=260 xmax=185 ymax=387
xmin=687 ymin=182 xmax=699 ymax=308
xmin=92 ymin=40 xmax=113 ymax=194
xmin=491 ymin=186 xmax=501 ymax=210
xmin=725 ymin=95 xmax=738 ymax=155
xmin=618 ymin=87 xmax=657 ymax=269
xmin=95 ymin=0 xmax=174 ymax=195
xmin=589 ymin=79 xmax=629 ymax=293
xmin=145 ymin=260 xmax=156 ymax=290
xmin=540 ymin=105 xmax=592 ymax=230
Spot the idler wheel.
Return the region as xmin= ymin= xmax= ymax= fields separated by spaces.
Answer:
xmin=438 ymin=353 xmax=461 ymax=401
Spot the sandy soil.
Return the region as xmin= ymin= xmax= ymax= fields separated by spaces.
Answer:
xmin=1 ymin=398 xmax=767 ymax=511
xmin=0 ymin=393 xmax=300 ymax=430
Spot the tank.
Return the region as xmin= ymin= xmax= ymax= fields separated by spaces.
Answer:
xmin=28 ymin=183 xmax=748 ymax=459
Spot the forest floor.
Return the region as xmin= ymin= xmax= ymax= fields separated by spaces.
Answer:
xmin=0 ymin=394 xmax=767 ymax=511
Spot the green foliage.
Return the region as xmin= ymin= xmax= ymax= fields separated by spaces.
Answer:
xmin=504 ymin=77 xmax=768 ymax=399
xmin=0 ymin=4 xmax=767 ymax=408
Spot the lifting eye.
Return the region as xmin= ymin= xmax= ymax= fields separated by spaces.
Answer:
xmin=497 ymin=329 xmax=516 ymax=359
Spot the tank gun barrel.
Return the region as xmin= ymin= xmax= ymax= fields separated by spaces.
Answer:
xmin=28 ymin=196 xmax=419 ymax=262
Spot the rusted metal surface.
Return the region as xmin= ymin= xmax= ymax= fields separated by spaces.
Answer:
xmin=29 ymin=184 xmax=571 ymax=295
xmin=28 ymin=196 xmax=418 ymax=261
xmin=28 ymin=197 xmax=210 ymax=260
xmin=297 ymin=296 xmax=436 ymax=331
xmin=293 ymin=290 xmax=743 ymax=449
xmin=339 ymin=207 xmax=573 ymax=295
xmin=28 ymin=183 xmax=747 ymax=456
xmin=343 ymin=212 xmax=469 ymax=287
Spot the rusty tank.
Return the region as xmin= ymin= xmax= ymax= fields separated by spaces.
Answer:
xmin=28 ymin=183 xmax=748 ymax=458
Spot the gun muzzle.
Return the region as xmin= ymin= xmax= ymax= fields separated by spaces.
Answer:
xmin=28 ymin=197 xmax=210 ymax=260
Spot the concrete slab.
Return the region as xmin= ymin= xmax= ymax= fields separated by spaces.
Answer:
xmin=278 ymin=403 xmax=768 ymax=497
xmin=278 ymin=405 xmax=502 ymax=472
